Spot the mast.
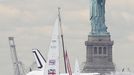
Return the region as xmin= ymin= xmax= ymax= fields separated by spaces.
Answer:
xmin=58 ymin=7 xmax=67 ymax=73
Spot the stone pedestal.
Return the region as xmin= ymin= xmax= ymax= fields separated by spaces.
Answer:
xmin=82 ymin=35 xmax=115 ymax=74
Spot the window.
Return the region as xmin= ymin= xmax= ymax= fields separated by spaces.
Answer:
xmin=103 ymin=47 xmax=107 ymax=54
xmin=99 ymin=47 xmax=102 ymax=54
xmin=94 ymin=47 xmax=97 ymax=54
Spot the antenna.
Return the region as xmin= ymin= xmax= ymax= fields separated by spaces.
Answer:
xmin=58 ymin=7 xmax=67 ymax=73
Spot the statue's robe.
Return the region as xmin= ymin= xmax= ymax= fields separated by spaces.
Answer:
xmin=90 ymin=0 xmax=107 ymax=34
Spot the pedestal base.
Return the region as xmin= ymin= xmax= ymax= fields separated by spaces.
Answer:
xmin=82 ymin=35 xmax=115 ymax=74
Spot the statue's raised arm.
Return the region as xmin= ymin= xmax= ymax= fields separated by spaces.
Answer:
xmin=90 ymin=0 xmax=109 ymax=35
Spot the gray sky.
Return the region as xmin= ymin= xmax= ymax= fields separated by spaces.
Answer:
xmin=0 ymin=0 xmax=134 ymax=75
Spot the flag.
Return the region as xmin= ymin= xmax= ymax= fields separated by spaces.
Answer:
xmin=65 ymin=51 xmax=72 ymax=75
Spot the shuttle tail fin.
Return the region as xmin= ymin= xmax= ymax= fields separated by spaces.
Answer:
xmin=32 ymin=49 xmax=46 ymax=69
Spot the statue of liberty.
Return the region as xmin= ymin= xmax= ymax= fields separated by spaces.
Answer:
xmin=90 ymin=0 xmax=109 ymax=35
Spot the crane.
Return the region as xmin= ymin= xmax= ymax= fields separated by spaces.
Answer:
xmin=8 ymin=37 xmax=25 ymax=75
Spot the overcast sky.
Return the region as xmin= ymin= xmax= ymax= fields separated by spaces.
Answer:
xmin=0 ymin=0 xmax=134 ymax=75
